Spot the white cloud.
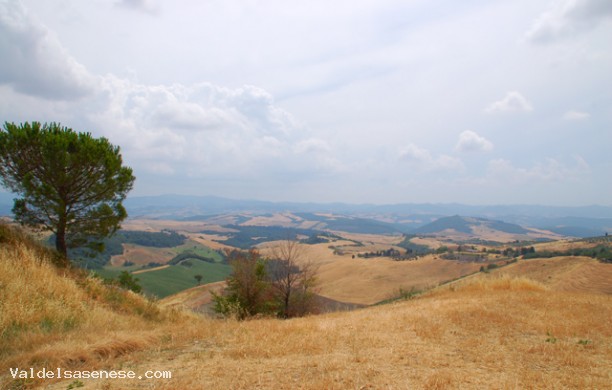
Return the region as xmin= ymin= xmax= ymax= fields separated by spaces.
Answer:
xmin=0 ymin=1 xmax=610 ymax=204
xmin=0 ymin=1 xmax=347 ymax=189
xmin=563 ymin=110 xmax=590 ymax=120
xmin=455 ymin=130 xmax=493 ymax=153
xmin=399 ymin=143 xmax=463 ymax=172
xmin=487 ymin=156 xmax=590 ymax=182
xmin=526 ymin=0 xmax=612 ymax=44
xmin=294 ymin=138 xmax=331 ymax=154
xmin=0 ymin=1 xmax=97 ymax=100
xmin=88 ymin=78 xmax=315 ymax=178
xmin=485 ymin=91 xmax=533 ymax=113
xmin=116 ymin=0 xmax=160 ymax=15
xmin=399 ymin=143 xmax=431 ymax=164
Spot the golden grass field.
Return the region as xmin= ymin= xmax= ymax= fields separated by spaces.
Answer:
xmin=33 ymin=277 xmax=612 ymax=390
xmin=0 ymin=239 xmax=195 ymax=390
xmin=258 ymin=241 xmax=482 ymax=305
xmin=109 ymin=244 xmax=177 ymax=266
xmin=158 ymin=281 xmax=226 ymax=314
xmin=486 ymin=256 xmax=612 ymax=295
xmin=2 ymin=223 xmax=611 ymax=389
xmin=533 ymin=238 xmax=606 ymax=252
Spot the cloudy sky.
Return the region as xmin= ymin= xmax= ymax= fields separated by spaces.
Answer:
xmin=1 ymin=0 xmax=610 ymax=205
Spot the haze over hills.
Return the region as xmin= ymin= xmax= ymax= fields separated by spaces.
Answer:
xmin=120 ymin=194 xmax=612 ymax=238
xmin=2 ymin=192 xmax=612 ymax=237
xmin=122 ymin=194 xmax=612 ymax=218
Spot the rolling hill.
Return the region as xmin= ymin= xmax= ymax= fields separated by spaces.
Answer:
xmin=37 ymin=276 xmax=612 ymax=390
xmin=120 ymin=194 xmax=612 ymax=236
xmin=485 ymin=256 xmax=612 ymax=294
xmin=413 ymin=215 xmax=561 ymax=242
xmin=2 ymin=221 xmax=611 ymax=389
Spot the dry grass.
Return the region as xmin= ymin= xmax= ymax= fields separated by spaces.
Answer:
xmin=532 ymin=239 xmax=599 ymax=252
xmin=0 ymin=239 xmax=195 ymax=389
xmin=109 ymin=244 xmax=177 ymax=266
xmin=487 ymin=256 xmax=612 ymax=295
xmin=120 ymin=219 xmax=213 ymax=233
xmin=241 ymin=213 xmax=301 ymax=227
xmin=3 ymin=223 xmax=611 ymax=389
xmin=159 ymin=281 xmax=226 ymax=314
xmin=259 ymin=241 xmax=482 ymax=305
xmin=41 ymin=275 xmax=612 ymax=390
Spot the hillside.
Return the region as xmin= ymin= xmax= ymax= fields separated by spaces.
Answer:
xmin=414 ymin=215 xmax=561 ymax=242
xmin=121 ymin=194 xmax=612 ymax=236
xmin=42 ymin=277 xmax=612 ymax=390
xmin=0 ymin=223 xmax=196 ymax=389
xmin=485 ymin=256 xmax=612 ymax=294
xmin=159 ymin=281 xmax=365 ymax=315
xmin=3 ymin=222 xmax=612 ymax=389
xmin=158 ymin=281 xmax=226 ymax=314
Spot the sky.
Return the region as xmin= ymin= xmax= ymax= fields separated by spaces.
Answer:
xmin=0 ymin=0 xmax=611 ymax=206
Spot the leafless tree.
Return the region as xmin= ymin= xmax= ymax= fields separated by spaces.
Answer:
xmin=268 ymin=239 xmax=318 ymax=318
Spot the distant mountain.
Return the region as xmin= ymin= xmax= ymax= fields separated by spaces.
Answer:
xmin=2 ymin=191 xmax=609 ymax=238
xmin=531 ymin=217 xmax=612 ymax=238
xmin=414 ymin=215 xmax=530 ymax=236
xmin=293 ymin=212 xmax=408 ymax=234
xmin=103 ymin=194 xmax=612 ymax=237
xmin=124 ymin=194 xmax=612 ymax=217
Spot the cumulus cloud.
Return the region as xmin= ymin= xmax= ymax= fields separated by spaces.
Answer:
xmin=0 ymin=1 xmax=97 ymax=100
xmin=0 ymin=0 xmax=346 ymax=188
xmin=485 ymin=91 xmax=533 ymax=113
xmin=86 ymin=77 xmax=315 ymax=178
xmin=563 ymin=110 xmax=590 ymax=120
xmin=399 ymin=143 xmax=463 ymax=172
xmin=455 ymin=130 xmax=493 ymax=153
xmin=526 ymin=0 xmax=612 ymax=44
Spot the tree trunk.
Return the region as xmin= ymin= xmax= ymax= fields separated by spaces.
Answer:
xmin=283 ymin=279 xmax=291 ymax=318
xmin=55 ymin=216 xmax=68 ymax=258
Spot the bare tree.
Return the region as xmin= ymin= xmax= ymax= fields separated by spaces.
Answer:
xmin=268 ymin=239 xmax=318 ymax=318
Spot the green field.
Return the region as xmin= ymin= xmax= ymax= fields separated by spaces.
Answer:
xmin=135 ymin=260 xmax=231 ymax=298
xmin=94 ymin=239 xmax=229 ymax=298
xmin=170 ymin=239 xmax=224 ymax=260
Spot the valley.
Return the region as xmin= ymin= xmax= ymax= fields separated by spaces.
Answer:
xmin=1 ymin=205 xmax=611 ymax=389
xmin=82 ymin=209 xmax=611 ymax=306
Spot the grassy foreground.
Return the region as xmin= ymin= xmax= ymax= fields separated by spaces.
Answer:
xmin=0 ymin=224 xmax=196 ymax=389
xmin=1 ymin=223 xmax=611 ymax=389
xmin=75 ymin=278 xmax=609 ymax=389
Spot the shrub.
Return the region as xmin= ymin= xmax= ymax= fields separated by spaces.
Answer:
xmin=116 ymin=271 xmax=142 ymax=293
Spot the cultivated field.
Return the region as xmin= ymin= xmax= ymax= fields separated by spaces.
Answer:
xmin=315 ymin=254 xmax=482 ymax=305
xmin=109 ymin=244 xmax=177 ymax=266
xmin=257 ymin=241 xmax=482 ymax=305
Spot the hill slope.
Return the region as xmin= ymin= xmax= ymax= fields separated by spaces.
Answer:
xmin=3 ymin=222 xmax=611 ymax=389
xmin=486 ymin=256 xmax=612 ymax=294
xmin=0 ymin=223 xmax=196 ymax=389
xmin=45 ymin=277 xmax=612 ymax=390
xmin=414 ymin=215 xmax=560 ymax=241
